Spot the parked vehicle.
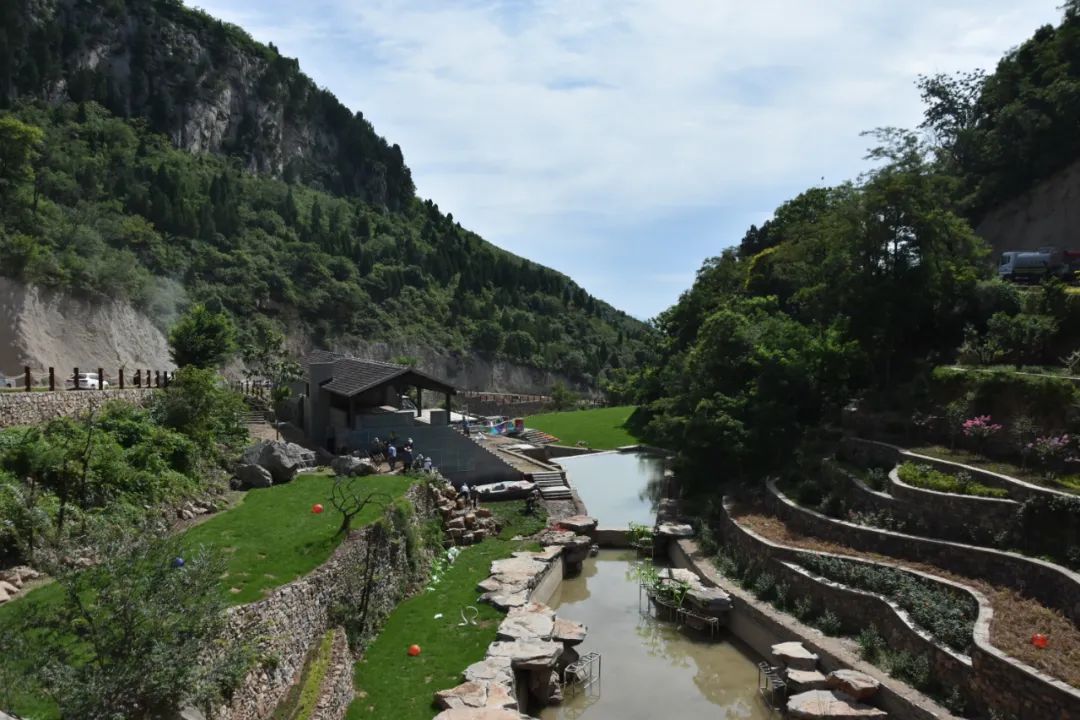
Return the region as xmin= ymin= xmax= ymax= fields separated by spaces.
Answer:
xmin=0 ymin=373 xmax=10 ymax=388
xmin=998 ymin=247 xmax=1080 ymax=283
xmin=66 ymin=372 xmax=109 ymax=389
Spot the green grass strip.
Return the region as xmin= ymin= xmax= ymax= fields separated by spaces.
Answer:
xmin=525 ymin=405 xmax=639 ymax=449
xmin=347 ymin=501 xmax=546 ymax=720
xmin=182 ymin=471 xmax=414 ymax=604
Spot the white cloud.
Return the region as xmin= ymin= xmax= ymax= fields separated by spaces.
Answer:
xmin=195 ymin=0 xmax=1061 ymax=318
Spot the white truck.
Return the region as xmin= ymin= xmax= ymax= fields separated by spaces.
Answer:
xmin=998 ymin=247 xmax=1080 ymax=283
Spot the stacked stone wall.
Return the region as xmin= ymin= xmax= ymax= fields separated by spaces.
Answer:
xmin=0 ymin=389 xmax=155 ymax=427
xmin=765 ymin=479 xmax=1080 ymax=624
xmin=210 ymin=483 xmax=439 ymax=720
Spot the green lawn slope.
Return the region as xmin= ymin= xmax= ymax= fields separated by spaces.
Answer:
xmin=526 ymin=405 xmax=639 ymax=450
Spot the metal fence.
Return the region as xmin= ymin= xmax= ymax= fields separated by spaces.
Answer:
xmin=0 ymin=366 xmax=176 ymax=391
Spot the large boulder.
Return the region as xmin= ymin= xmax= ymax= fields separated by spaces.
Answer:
xmin=240 ymin=440 xmax=308 ymax=484
xmin=233 ymin=463 xmax=273 ymax=489
xmin=331 ymin=455 xmax=377 ymax=477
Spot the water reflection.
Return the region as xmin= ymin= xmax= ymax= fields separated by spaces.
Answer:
xmin=557 ymin=452 xmax=666 ymax=527
xmin=540 ymin=551 xmax=771 ymax=720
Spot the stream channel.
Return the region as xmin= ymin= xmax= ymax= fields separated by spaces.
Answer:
xmin=539 ymin=452 xmax=771 ymax=720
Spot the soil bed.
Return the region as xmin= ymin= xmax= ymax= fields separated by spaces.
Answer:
xmin=728 ymin=503 xmax=1080 ymax=688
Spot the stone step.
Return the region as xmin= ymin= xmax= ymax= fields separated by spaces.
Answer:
xmin=785 ymin=669 xmax=830 ymax=692
xmin=771 ymin=641 xmax=819 ymax=672
xmin=786 ymin=689 xmax=887 ymax=719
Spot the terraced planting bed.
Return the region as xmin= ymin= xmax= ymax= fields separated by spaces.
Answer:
xmin=727 ymin=503 xmax=1080 ymax=689
xmin=908 ymin=445 xmax=1080 ymax=494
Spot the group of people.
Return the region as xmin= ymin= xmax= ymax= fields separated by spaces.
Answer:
xmin=369 ymin=433 xmax=434 ymax=474
xmin=457 ymin=482 xmax=481 ymax=509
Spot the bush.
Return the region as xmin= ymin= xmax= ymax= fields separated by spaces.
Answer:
xmin=816 ymin=609 xmax=842 ymax=635
xmin=795 ymin=480 xmax=824 ymax=507
xmin=12 ymin=532 xmax=252 ymax=719
xmin=794 ymin=595 xmax=814 ymax=621
xmin=152 ymin=367 xmax=247 ymax=453
xmin=799 ymin=554 xmax=975 ymax=651
xmin=896 ymin=462 xmax=1009 ymax=498
xmin=1014 ymin=495 xmax=1080 ymax=570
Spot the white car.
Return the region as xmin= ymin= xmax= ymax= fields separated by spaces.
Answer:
xmin=66 ymin=372 xmax=110 ymax=389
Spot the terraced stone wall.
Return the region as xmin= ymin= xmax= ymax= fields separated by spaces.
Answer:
xmin=210 ymin=483 xmax=440 ymax=720
xmin=765 ymin=480 xmax=1080 ymax=624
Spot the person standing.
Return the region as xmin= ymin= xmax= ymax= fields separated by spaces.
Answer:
xmin=387 ymin=442 xmax=398 ymax=470
xmin=460 ymin=482 xmax=470 ymax=507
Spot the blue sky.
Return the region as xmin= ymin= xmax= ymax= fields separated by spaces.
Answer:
xmin=196 ymin=0 xmax=1061 ymax=320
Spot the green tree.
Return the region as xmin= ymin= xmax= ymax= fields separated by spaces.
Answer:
xmin=168 ymin=304 xmax=237 ymax=369
xmin=152 ymin=367 xmax=246 ymax=451
xmin=0 ymin=115 xmax=43 ymax=205
xmin=472 ymin=320 xmax=503 ymax=354
xmin=25 ymin=533 xmax=251 ymax=720
xmin=549 ymin=381 xmax=578 ymax=411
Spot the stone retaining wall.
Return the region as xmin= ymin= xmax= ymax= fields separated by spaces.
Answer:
xmin=0 ymin=388 xmax=155 ymax=427
xmin=211 ymin=483 xmax=439 ymax=720
xmin=667 ymin=538 xmax=958 ymax=720
xmin=719 ymin=502 xmax=1080 ymax=720
xmin=309 ymin=628 xmax=353 ymax=720
xmin=764 ymin=478 xmax=1080 ymax=624
xmin=840 ymin=436 xmax=1070 ymax=502
xmin=718 ymin=503 xmax=977 ymax=703
xmin=886 ymin=467 xmax=1019 ymax=528
xmin=824 ymin=459 xmax=1013 ymax=545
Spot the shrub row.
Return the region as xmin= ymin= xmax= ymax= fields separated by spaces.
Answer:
xmin=896 ymin=462 xmax=1010 ymax=499
xmin=797 ymin=553 xmax=977 ymax=652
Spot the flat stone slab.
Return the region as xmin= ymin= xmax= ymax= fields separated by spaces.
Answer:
xmin=464 ymin=656 xmax=513 ymax=686
xmin=481 ymin=590 xmax=529 ymax=611
xmin=772 ymin=641 xmax=820 ymax=671
xmin=658 ymin=567 xmax=700 ymax=585
xmin=498 ymin=604 xmax=555 ymax=641
xmin=486 ymin=639 xmax=563 ymax=670
xmin=433 ymin=709 xmax=529 ymax=720
xmin=536 ymin=529 xmax=591 ymax=549
xmin=685 ymin=586 xmax=732 ymax=614
xmin=435 ymin=681 xmax=489 ymax=710
xmin=559 ymin=515 xmax=598 ymax=534
xmin=826 ymin=670 xmax=881 ymax=701
xmin=787 ymin=690 xmax=887 ymax=719
xmin=785 ymin=669 xmax=830 ymax=691
xmin=655 ymin=522 xmax=694 ymax=538
xmin=552 ymin=617 xmax=587 ymax=646
xmin=490 ymin=556 xmax=548 ymax=582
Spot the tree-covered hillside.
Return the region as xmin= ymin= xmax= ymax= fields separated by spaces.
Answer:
xmin=0 ymin=0 xmax=653 ymax=384
xmin=622 ymin=3 xmax=1080 ymax=491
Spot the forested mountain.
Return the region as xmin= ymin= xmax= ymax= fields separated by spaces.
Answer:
xmin=622 ymin=3 xmax=1080 ymax=491
xmin=0 ymin=0 xmax=652 ymax=384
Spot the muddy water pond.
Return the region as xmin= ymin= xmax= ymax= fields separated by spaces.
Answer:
xmin=557 ymin=451 xmax=665 ymax=526
xmin=540 ymin=550 xmax=771 ymax=720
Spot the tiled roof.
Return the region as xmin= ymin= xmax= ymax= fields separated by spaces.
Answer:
xmin=307 ymin=350 xmax=456 ymax=397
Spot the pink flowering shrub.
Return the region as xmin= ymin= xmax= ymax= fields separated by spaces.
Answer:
xmin=1027 ymin=434 xmax=1072 ymax=470
xmin=961 ymin=415 xmax=1003 ymax=442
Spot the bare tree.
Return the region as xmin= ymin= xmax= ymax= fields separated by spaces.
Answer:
xmin=329 ymin=477 xmax=392 ymax=537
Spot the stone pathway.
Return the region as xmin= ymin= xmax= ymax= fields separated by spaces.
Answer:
xmin=770 ymin=641 xmax=887 ymax=719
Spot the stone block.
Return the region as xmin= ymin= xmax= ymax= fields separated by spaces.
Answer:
xmin=771 ymin=641 xmax=819 ymax=671
xmin=786 ymin=690 xmax=887 ymax=719
xmin=825 ymin=670 xmax=881 ymax=701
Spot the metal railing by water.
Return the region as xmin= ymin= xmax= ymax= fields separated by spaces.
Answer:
xmin=757 ymin=661 xmax=786 ymax=711
xmin=562 ymin=651 xmax=602 ymax=699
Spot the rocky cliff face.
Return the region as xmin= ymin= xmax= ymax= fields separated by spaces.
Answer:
xmin=0 ymin=276 xmax=172 ymax=378
xmin=0 ymin=276 xmax=570 ymax=394
xmin=6 ymin=0 xmax=412 ymax=207
xmin=976 ymin=157 xmax=1080 ymax=257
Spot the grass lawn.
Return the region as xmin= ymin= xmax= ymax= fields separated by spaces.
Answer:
xmin=348 ymin=501 xmax=546 ymax=720
xmin=182 ymin=471 xmax=414 ymax=605
xmin=0 ymin=471 xmax=416 ymax=717
xmin=909 ymin=445 xmax=1080 ymax=494
xmin=526 ymin=405 xmax=639 ymax=450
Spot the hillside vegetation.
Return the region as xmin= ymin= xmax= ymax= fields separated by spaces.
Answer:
xmin=0 ymin=0 xmax=651 ymax=385
xmin=626 ymin=3 xmax=1080 ymax=493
